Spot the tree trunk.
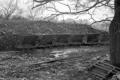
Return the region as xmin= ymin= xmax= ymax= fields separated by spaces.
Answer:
xmin=109 ymin=0 xmax=120 ymax=67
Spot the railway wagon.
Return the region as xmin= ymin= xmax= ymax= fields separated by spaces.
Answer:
xmin=37 ymin=34 xmax=57 ymax=47
xmin=16 ymin=34 xmax=72 ymax=48
xmin=15 ymin=34 xmax=40 ymax=49
xmin=51 ymin=34 xmax=71 ymax=46
xmin=68 ymin=34 xmax=83 ymax=45
xmin=15 ymin=33 xmax=108 ymax=49
xmin=87 ymin=34 xmax=100 ymax=43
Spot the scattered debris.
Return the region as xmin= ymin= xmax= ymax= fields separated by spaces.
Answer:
xmin=0 ymin=46 xmax=109 ymax=80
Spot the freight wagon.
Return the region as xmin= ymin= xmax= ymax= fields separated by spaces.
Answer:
xmin=15 ymin=32 xmax=109 ymax=49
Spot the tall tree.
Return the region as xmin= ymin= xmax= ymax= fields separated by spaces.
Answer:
xmin=109 ymin=0 xmax=120 ymax=67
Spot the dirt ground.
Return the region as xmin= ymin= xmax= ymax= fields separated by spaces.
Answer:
xmin=0 ymin=46 xmax=109 ymax=80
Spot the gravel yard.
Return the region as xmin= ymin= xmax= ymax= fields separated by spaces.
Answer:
xmin=0 ymin=46 xmax=109 ymax=80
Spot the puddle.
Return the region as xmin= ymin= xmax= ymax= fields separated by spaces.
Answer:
xmin=50 ymin=49 xmax=79 ymax=58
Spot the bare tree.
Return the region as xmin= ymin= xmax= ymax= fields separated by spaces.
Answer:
xmin=27 ymin=7 xmax=38 ymax=20
xmin=32 ymin=0 xmax=114 ymax=29
xmin=109 ymin=0 xmax=120 ymax=67
xmin=32 ymin=0 xmax=120 ymax=67
xmin=32 ymin=0 xmax=114 ymax=23
xmin=0 ymin=0 xmax=18 ymax=20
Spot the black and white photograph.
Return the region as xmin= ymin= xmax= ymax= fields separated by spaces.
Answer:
xmin=0 ymin=0 xmax=119 ymax=80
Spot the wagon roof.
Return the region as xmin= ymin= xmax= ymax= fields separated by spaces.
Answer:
xmin=0 ymin=20 xmax=106 ymax=35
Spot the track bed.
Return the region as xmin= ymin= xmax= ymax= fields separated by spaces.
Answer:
xmin=0 ymin=46 xmax=109 ymax=80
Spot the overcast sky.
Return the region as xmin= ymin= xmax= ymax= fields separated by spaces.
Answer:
xmin=0 ymin=0 xmax=114 ymax=22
